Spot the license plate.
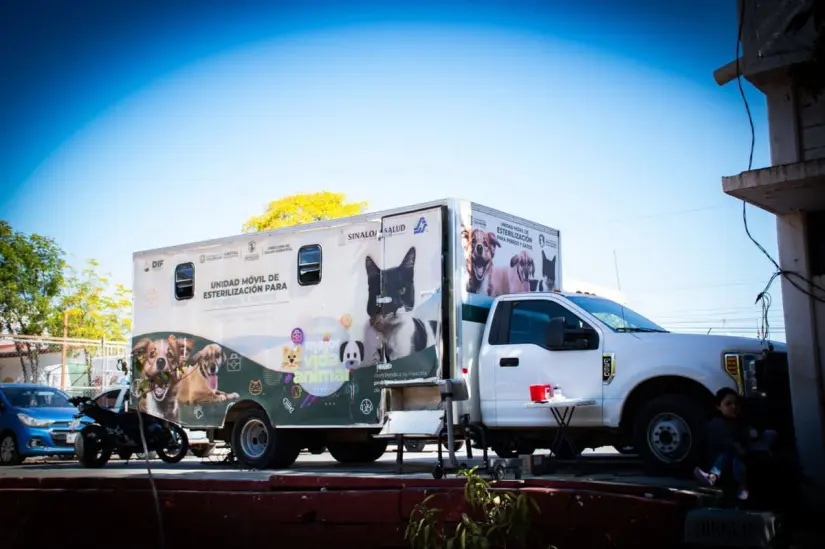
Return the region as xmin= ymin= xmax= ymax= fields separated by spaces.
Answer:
xmin=66 ymin=432 xmax=77 ymax=444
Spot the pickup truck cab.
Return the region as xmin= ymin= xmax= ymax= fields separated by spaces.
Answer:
xmin=467 ymin=291 xmax=785 ymax=472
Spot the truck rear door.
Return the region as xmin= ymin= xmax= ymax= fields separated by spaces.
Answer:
xmin=479 ymin=296 xmax=604 ymax=427
xmin=375 ymin=206 xmax=449 ymax=381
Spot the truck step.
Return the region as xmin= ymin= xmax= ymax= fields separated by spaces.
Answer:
xmin=683 ymin=508 xmax=780 ymax=548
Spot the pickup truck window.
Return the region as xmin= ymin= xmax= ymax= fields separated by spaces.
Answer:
xmin=491 ymin=299 xmax=598 ymax=351
xmin=565 ymin=295 xmax=668 ymax=333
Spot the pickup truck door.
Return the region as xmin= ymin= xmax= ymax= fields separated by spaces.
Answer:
xmin=482 ymin=297 xmax=604 ymax=428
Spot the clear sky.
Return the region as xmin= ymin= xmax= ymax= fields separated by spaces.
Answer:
xmin=0 ymin=0 xmax=785 ymax=341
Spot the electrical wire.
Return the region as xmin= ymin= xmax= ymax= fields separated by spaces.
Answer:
xmin=137 ymin=408 xmax=166 ymax=549
xmin=734 ymin=0 xmax=825 ymax=348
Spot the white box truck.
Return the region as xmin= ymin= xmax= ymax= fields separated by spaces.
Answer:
xmin=129 ymin=198 xmax=785 ymax=472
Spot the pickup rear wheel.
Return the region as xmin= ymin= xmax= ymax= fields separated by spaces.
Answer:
xmin=327 ymin=438 xmax=388 ymax=464
xmin=231 ymin=409 xmax=300 ymax=469
xmin=633 ymin=394 xmax=704 ymax=474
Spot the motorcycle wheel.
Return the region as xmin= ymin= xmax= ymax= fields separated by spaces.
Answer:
xmin=75 ymin=425 xmax=112 ymax=468
xmin=157 ymin=424 xmax=189 ymax=464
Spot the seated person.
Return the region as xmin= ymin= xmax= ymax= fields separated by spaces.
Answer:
xmin=694 ymin=387 xmax=777 ymax=500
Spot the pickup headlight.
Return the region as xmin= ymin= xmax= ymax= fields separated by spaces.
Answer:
xmin=17 ymin=413 xmax=54 ymax=428
xmin=723 ymin=353 xmax=764 ymax=398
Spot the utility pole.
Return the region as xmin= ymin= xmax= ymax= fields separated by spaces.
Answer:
xmin=60 ymin=310 xmax=68 ymax=391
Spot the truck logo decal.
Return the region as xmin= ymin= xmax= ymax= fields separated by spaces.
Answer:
xmin=194 ymin=405 xmax=204 ymax=420
xmin=248 ymin=241 xmax=256 ymax=253
xmin=602 ymin=354 xmax=616 ymax=385
xmin=227 ymin=353 xmax=241 ymax=372
xmin=360 ymin=398 xmax=374 ymax=415
xmin=414 ymin=216 xmax=428 ymax=235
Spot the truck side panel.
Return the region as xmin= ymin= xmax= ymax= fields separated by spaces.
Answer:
xmin=130 ymin=210 xmax=445 ymax=429
xmin=456 ymin=201 xmax=562 ymax=422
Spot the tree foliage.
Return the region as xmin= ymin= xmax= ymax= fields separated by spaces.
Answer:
xmin=0 ymin=221 xmax=65 ymax=382
xmin=49 ymin=258 xmax=132 ymax=342
xmin=242 ymin=191 xmax=368 ymax=232
xmin=48 ymin=259 xmax=133 ymax=385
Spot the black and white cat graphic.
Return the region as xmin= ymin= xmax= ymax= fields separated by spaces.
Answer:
xmin=365 ymin=246 xmax=438 ymax=362
xmin=529 ymin=251 xmax=557 ymax=292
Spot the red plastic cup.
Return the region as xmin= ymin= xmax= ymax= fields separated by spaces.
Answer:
xmin=529 ymin=384 xmax=553 ymax=402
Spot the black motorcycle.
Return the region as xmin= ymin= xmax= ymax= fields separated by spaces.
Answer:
xmin=68 ymin=396 xmax=189 ymax=468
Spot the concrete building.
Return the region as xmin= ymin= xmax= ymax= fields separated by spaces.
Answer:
xmin=714 ymin=0 xmax=825 ymax=497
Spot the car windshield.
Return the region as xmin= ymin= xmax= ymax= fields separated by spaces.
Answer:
xmin=565 ymin=295 xmax=668 ymax=333
xmin=3 ymin=387 xmax=73 ymax=408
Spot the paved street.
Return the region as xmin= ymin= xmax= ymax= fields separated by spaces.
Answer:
xmin=0 ymin=444 xmax=699 ymax=491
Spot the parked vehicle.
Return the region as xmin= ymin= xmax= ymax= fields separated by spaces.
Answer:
xmin=87 ymin=385 xmax=214 ymax=459
xmin=69 ymin=395 xmax=189 ymax=468
xmin=0 ymin=384 xmax=80 ymax=465
xmin=129 ymin=198 xmax=785 ymax=473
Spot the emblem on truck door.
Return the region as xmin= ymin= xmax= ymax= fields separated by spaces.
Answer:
xmin=602 ymin=354 xmax=616 ymax=385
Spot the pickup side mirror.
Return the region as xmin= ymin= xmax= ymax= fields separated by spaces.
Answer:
xmin=546 ymin=316 xmax=566 ymax=349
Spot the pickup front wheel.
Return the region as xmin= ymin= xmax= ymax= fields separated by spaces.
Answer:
xmin=633 ymin=394 xmax=705 ymax=474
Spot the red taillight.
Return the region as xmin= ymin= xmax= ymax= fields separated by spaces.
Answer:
xmin=462 ymin=368 xmax=468 ymax=375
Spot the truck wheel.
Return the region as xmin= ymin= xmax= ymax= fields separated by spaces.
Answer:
xmin=327 ymin=438 xmax=388 ymax=464
xmin=191 ymin=444 xmax=216 ymax=459
xmin=442 ymin=440 xmax=464 ymax=453
xmin=633 ymin=394 xmax=704 ymax=474
xmin=231 ymin=409 xmax=300 ymax=469
xmin=404 ymin=440 xmax=427 ymax=453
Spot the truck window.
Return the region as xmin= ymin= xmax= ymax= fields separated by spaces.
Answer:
xmin=174 ymin=263 xmax=195 ymax=300
xmin=297 ymin=245 xmax=322 ymax=286
xmin=499 ymin=299 xmax=598 ymax=351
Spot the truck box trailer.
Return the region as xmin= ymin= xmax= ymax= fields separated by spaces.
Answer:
xmin=130 ymin=198 xmax=785 ymax=472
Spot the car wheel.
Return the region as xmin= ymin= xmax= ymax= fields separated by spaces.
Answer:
xmin=0 ymin=433 xmax=22 ymax=466
xmin=633 ymin=394 xmax=705 ymax=475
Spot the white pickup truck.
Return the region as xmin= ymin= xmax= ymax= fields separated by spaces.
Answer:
xmin=383 ymin=290 xmax=786 ymax=474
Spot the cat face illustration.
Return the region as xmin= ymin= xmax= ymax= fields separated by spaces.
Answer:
xmin=248 ymin=380 xmax=263 ymax=396
xmin=365 ymin=247 xmax=416 ymax=330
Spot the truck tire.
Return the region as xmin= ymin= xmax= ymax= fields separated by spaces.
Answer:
xmin=327 ymin=438 xmax=388 ymax=464
xmin=633 ymin=394 xmax=705 ymax=474
xmin=442 ymin=440 xmax=464 ymax=453
xmin=404 ymin=440 xmax=427 ymax=453
xmin=231 ymin=409 xmax=300 ymax=469
xmin=191 ymin=444 xmax=216 ymax=459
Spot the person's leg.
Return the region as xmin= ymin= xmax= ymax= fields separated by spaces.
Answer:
xmin=710 ymin=452 xmax=730 ymax=477
xmin=748 ymin=429 xmax=778 ymax=454
xmin=732 ymin=456 xmax=749 ymax=500
xmin=695 ymin=453 xmax=729 ymax=486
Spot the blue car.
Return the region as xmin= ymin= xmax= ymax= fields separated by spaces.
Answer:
xmin=0 ymin=383 xmax=81 ymax=465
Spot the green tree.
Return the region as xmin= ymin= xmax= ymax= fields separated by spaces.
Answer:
xmin=0 ymin=221 xmax=65 ymax=382
xmin=48 ymin=259 xmax=132 ymax=385
xmin=242 ymin=191 xmax=368 ymax=232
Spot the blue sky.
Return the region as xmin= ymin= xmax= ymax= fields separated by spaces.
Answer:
xmin=0 ymin=0 xmax=784 ymax=340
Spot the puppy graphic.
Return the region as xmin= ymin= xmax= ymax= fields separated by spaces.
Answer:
xmin=461 ymin=226 xmax=500 ymax=294
xmin=282 ymin=346 xmax=302 ymax=370
xmin=339 ymin=340 xmax=365 ymax=370
xmin=131 ymin=334 xmax=192 ymax=422
xmin=177 ymin=343 xmax=240 ymax=405
xmin=490 ymin=250 xmax=534 ymax=294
